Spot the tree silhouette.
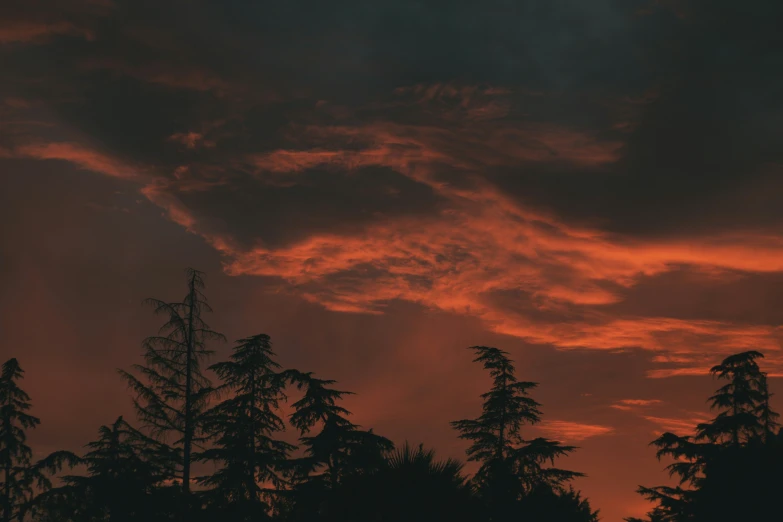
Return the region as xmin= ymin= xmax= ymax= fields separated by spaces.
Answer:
xmin=0 ymin=358 xmax=77 ymax=522
xmin=697 ymin=351 xmax=768 ymax=445
xmin=754 ymin=372 xmax=779 ymax=442
xmin=320 ymin=442 xmax=481 ymax=522
xmin=119 ymin=268 xmax=225 ymax=509
xmin=196 ymin=334 xmax=296 ymax=521
xmin=631 ymin=351 xmax=783 ymax=522
xmin=0 ymin=268 xmax=668 ymax=521
xmin=451 ymin=346 xmax=584 ymax=520
xmin=285 ymin=373 xmax=393 ymax=521
xmin=34 ymin=416 xmax=180 ymax=522
xmin=518 ymin=485 xmax=599 ymax=522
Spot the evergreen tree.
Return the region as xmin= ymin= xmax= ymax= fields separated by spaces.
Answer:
xmin=755 ymin=372 xmax=779 ymax=441
xmin=34 ymin=416 xmax=180 ymax=522
xmin=119 ymin=268 xmax=225 ymax=505
xmin=196 ymin=334 xmax=296 ymax=521
xmin=518 ymin=485 xmax=599 ymax=522
xmin=696 ymin=351 xmax=768 ymax=445
xmin=451 ymin=346 xmax=583 ymax=520
xmin=632 ymin=351 xmax=783 ymax=522
xmin=285 ymin=373 xmax=393 ymax=521
xmin=0 ymin=358 xmax=77 ymax=522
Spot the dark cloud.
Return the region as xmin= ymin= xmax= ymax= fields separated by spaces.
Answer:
xmin=173 ymin=165 xmax=447 ymax=249
xmin=14 ymin=0 xmax=779 ymax=239
xmin=489 ymin=0 xmax=783 ymax=236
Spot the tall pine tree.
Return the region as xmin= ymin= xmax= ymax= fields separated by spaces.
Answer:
xmin=632 ymin=351 xmax=783 ymax=522
xmin=197 ymin=334 xmax=296 ymax=521
xmin=286 ymin=373 xmax=393 ymax=521
xmin=452 ymin=346 xmax=583 ymax=520
xmin=0 ymin=358 xmax=77 ymax=522
xmin=696 ymin=351 xmax=769 ymax=445
xmin=119 ymin=268 xmax=225 ymax=505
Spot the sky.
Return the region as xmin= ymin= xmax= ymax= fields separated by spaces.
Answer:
xmin=1 ymin=0 xmax=782 ymax=520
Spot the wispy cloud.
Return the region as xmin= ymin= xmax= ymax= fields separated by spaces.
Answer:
xmin=642 ymin=414 xmax=712 ymax=436
xmin=15 ymin=142 xmax=141 ymax=179
xmin=168 ymin=132 xmax=215 ymax=150
xmin=251 ymin=120 xmax=623 ymax=175
xmin=8 ymin=80 xmax=783 ymax=378
xmin=536 ymin=420 xmax=615 ymax=442
xmin=131 ymin=105 xmax=783 ymax=368
xmin=611 ymin=399 xmax=663 ymax=411
xmin=646 ymin=367 xmax=713 ymax=379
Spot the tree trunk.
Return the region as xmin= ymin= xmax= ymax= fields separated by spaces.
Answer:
xmin=3 ymin=456 xmax=10 ymax=522
xmin=3 ymin=407 xmax=11 ymax=522
xmin=732 ymin=389 xmax=739 ymax=446
xmin=498 ymin=363 xmax=506 ymax=460
xmin=183 ymin=272 xmax=197 ymax=513
xmin=250 ymin=367 xmax=257 ymax=499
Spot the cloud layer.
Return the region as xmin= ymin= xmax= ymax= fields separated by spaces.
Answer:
xmin=3 ymin=1 xmax=783 ymax=520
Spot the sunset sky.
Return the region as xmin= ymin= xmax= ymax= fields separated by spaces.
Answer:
xmin=2 ymin=1 xmax=782 ymax=520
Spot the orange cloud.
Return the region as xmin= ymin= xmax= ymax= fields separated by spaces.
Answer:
xmin=611 ymin=399 xmax=663 ymax=411
xmin=210 ymin=189 xmax=783 ymax=360
xmin=15 ymin=142 xmax=140 ymax=179
xmin=646 ymin=367 xmax=713 ymax=379
xmin=250 ymin=148 xmax=416 ymax=174
xmin=12 ymin=85 xmax=783 ymax=378
xmin=642 ymin=414 xmax=712 ymax=436
xmin=24 ymin=133 xmax=783 ymax=370
xmin=168 ymin=132 xmax=215 ymax=150
xmin=253 ymin=120 xmax=622 ymax=175
xmin=129 ymin=164 xmax=783 ymax=367
xmin=536 ymin=420 xmax=615 ymax=442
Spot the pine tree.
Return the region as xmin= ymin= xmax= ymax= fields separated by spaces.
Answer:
xmin=0 ymin=358 xmax=77 ymax=522
xmin=451 ymin=346 xmax=582 ymax=519
xmin=197 ymin=334 xmax=296 ymax=521
xmin=633 ymin=351 xmax=783 ymax=522
xmin=35 ymin=416 xmax=180 ymax=522
xmin=697 ymin=351 xmax=767 ymax=445
xmin=119 ymin=268 xmax=225 ymax=505
xmin=518 ymin=485 xmax=599 ymax=522
xmin=286 ymin=373 xmax=393 ymax=520
xmin=753 ymin=370 xmax=779 ymax=442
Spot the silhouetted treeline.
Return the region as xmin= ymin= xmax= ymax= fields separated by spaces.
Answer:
xmin=627 ymin=350 xmax=783 ymax=522
xmin=1 ymin=268 xmax=780 ymax=521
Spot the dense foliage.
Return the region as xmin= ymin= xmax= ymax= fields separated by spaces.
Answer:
xmin=628 ymin=351 xmax=783 ymax=522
